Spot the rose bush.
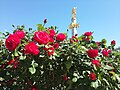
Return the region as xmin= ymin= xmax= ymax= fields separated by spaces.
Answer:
xmin=0 ymin=20 xmax=120 ymax=90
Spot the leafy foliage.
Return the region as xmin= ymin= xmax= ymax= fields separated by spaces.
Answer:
xmin=0 ymin=21 xmax=120 ymax=90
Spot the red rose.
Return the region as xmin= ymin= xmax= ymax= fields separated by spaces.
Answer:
xmin=53 ymin=43 xmax=59 ymax=49
xmin=8 ymin=59 xmax=18 ymax=69
xmin=62 ymin=75 xmax=68 ymax=81
xmin=102 ymin=48 xmax=109 ymax=57
xmin=71 ymin=36 xmax=78 ymax=43
xmin=96 ymin=42 xmax=100 ymax=46
xmin=92 ymin=60 xmax=100 ymax=67
xmin=24 ymin=42 xmax=40 ymax=55
xmin=82 ymin=37 xmax=90 ymax=41
xmin=44 ymin=45 xmax=55 ymax=56
xmin=27 ymin=80 xmax=31 ymax=85
xmin=111 ymin=40 xmax=116 ymax=45
xmin=33 ymin=31 xmax=50 ymax=44
xmin=44 ymin=19 xmax=47 ymax=24
xmin=48 ymin=46 xmax=54 ymax=56
xmin=5 ymin=34 xmax=20 ymax=51
xmin=87 ymin=49 xmax=98 ymax=58
xmin=8 ymin=59 xmax=15 ymax=65
xmin=108 ymin=50 xmax=112 ymax=53
xmin=1 ymin=64 xmax=6 ymax=68
xmin=56 ymin=33 xmax=66 ymax=41
xmin=72 ymin=36 xmax=76 ymax=38
xmin=14 ymin=30 xmax=25 ymax=39
xmin=31 ymin=85 xmax=37 ymax=90
xmin=89 ymin=72 xmax=96 ymax=80
xmin=49 ymin=29 xmax=56 ymax=37
xmin=9 ymin=79 xmax=15 ymax=85
xmin=13 ymin=60 xmax=18 ymax=69
xmin=49 ymin=37 xmax=54 ymax=43
xmin=70 ymin=39 xmax=74 ymax=43
xmin=84 ymin=32 xmax=92 ymax=36
xmin=85 ymin=37 xmax=90 ymax=41
xmin=44 ymin=46 xmax=48 ymax=51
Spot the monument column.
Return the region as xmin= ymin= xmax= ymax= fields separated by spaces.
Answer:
xmin=69 ymin=7 xmax=79 ymax=36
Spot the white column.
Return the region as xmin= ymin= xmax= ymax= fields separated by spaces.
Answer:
xmin=72 ymin=28 xmax=77 ymax=36
xmin=72 ymin=18 xmax=77 ymax=36
xmin=69 ymin=7 xmax=79 ymax=36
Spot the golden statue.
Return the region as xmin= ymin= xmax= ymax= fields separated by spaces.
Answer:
xmin=72 ymin=7 xmax=76 ymax=20
xmin=69 ymin=7 xmax=79 ymax=29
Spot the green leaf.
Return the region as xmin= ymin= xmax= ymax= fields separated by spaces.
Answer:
xmin=29 ymin=67 xmax=36 ymax=74
xmin=91 ymin=43 xmax=98 ymax=49
xmin=14 ymin=50 xmax=19 ymax=56
xmin=114 ymin=51 xmax=120 ymax=57
xmin=39 ymin=55 xmax=45 ymax=57
xmin=66 ymin=80 xmax=72 ymax=90
xmin=103 ymin=65 xmax=113 ymax=70
xmin=65 ymin=61 xmax=72 ymax=72
xmin=0 ymin=77 xmax=4 ymax=81
xmin=37 ymin=24 xmax=44 ymax=31
xmin=84 ymin=62 xmax=91 ymax=66
xmin=31 ymin=60 xmax=38 ymax=68
xmin=20 ymin=55 xmax=26 ymax=60
xmin=72 ymin=77 xmax=77 ymax=82
xmin=101 ymin=38 xmax=107 ymax=45
xmin=103 ymin=78 xmax=110 ymax=86
xmin=93 ymin=64 xmax=97 ymax=71
xmin=91 ymin=80 xmax=99 ymax=89
xmin=63 ymin=33 xmax=67 ymax=37
xmin=78 ymin=35 xmax=84 ymax=41
xmin=32 ymin=63 xmax=38 ymax=68
xmin=115 ymin=74 xmax=120 ymax=83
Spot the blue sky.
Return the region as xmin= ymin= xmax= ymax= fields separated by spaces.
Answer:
xmin=0 ymin=0 xmax=120 ymax=47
